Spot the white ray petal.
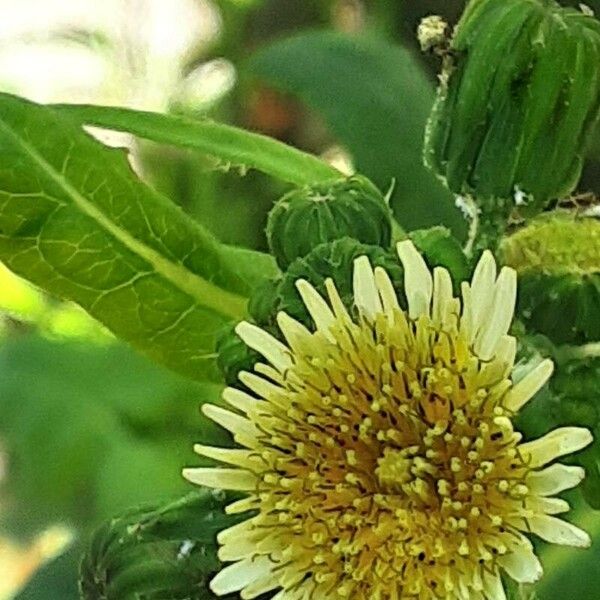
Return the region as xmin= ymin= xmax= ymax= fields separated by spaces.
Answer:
xmin=482 ymin=569 xmax=506 ymax=600
xmin=295 ymin=279 xmax=336 ymax=339
xmin=225 ymin=495 xmax=260 ymax=514
xmin=460 ymin=281 xmax=474 ymax=340
xmin=353 ymin=256 xmax=382 ymax=319
xmin=276 ymin=311 xmax=313 ymax=351
xmin=222 ymin=387 xmax=258 ymax=413
xmin=475 ymin=267 xmax=517 ymax=360
xmin=520 ymin=427 xmax=593 ymax=468
xmin=325 ymin=277 xmax=352 ymax=321
xmin=202 ymin=403 xmax=260 ymax=444
xmin=210 ymin=556 xmax=274 ymax=596
xmin=238 ymin=371 xmax=284 ymax=401
xmin=182 ymin=467 xmax=256 ymax=490
xmin=272 ymin=584 xmax=308 ymax=600
xmin=254 ymin=363 xmax=284 ymax=384
xmin=498 ymin=543 xmax=542 ymax=583
xmin=373 ymin=265 xmax=400 ymax=315
xmin=240 ymin=569 xmax=282 ymax=599
xmin=217 ymin=518 xmax=256 ymax=544
xmin=494 ymin=335 xmax=517 ymax=366
xmin=527 ymin=496 xmax=570 ymax=515
xmin=193 ymin=444 xmax=262 ymax=470
xmin=432 ymin=266 xmax=454 ymax=327
xmin=470 ymin=250 xmax=497 ymax=339
xmin=397 ymin=240 xmax=433 ymax=319
xmin=504 ymin=359 xmax=554 ymax=412
xmin=528 ymin=515 xmax=591 ymax=547
xmin=218 ymin=527 xmax=264 ymax=560
xmin=526 ymin=464 xmax=585 ymax=496
xmin=236 ymin=322 xmax=292 ymax=372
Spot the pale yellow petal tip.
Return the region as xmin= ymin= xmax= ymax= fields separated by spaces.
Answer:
xmin=294 ymin=278 xmax=312 ymax=293
xmin=181 ymin=467 xmax=200 ymax=484
xmin=396 ymin=239 xmax=418 ymax=256
xmin=575 ymin=427 xmax=594 ymax=451
xmin=275 ymin=310 xmax=288 ymax=325
xmin=353 ymin=255 xmax=371 ymax=268
xmin=234 ymin=320 xmax=252 ymax=338
xmin=209 ymin=571 xmax=230 ymax=596
xmin=396 ymin=240 xmax=433 ymax=318
xmin=580 ymin=530 xmax=593 ymax=549
xmin=478 ymin=249 xmax=497 ymax=269
xmin=201 ymin=402 xmax=218 ymax=419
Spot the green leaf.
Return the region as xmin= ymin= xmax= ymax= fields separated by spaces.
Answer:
xmin=248 ymin=31 xmax=465 ymax=235
xmin=0 ymin=334 xmax=224 ymax=535
xmin=0 ymin=92 xmax=263 ymax=381
xmin=52 ymin=102 xmax=339 ymax=187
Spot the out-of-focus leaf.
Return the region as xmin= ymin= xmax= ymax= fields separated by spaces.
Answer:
xmin=248 ymin=31 xmax=465 ymax=235
xmin=52 ymin=103 xmax=340 ymax=186
xmin=0 ymin=334 xmax=224 ymax=536
xmin=13 ymin=543 xmax=81 ymax=600
xmin=0 ymin=93 xmax=261 ymax=381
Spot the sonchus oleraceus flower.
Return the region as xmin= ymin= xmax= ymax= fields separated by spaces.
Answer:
xmin=183 ymin=241 xmax=592 ymax=600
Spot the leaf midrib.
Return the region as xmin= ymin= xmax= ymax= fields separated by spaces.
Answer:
xmin=0 ymin=117 xmax=248 ymax=320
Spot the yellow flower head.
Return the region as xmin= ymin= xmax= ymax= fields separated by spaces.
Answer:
xmin=184 ymin=242 xmax=592 ymax=600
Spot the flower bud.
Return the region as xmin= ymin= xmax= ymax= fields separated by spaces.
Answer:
xmin=500 ymin=213 xmax=600 ymax=343
xmin=276 ymin=237 xmax=404 ymax=327
xmin=425 ymin=0 xmax=600 ymax=213
xmin=80 ymin=490 xmax=242 ymax=599
xmin=267 ymin=175 xmax=392 ymax=269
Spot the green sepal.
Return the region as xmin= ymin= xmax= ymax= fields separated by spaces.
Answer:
xmin=80 ymin=489 xmax=247 ymax=600
xmin=216 ymin=323 xmax=262 ymax=386
xmin=248 ymin=277 xmax=282 ymax=328
xmin=275 ymin=237 xmax=405 ymax=328
xmin=266 ymin=175 xmax=392 ymax=269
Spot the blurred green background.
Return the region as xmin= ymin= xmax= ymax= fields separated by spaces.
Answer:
xmin=1 ymin=0 xmax=600 ymax=597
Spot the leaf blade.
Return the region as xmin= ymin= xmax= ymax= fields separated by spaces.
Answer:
xmin=0 ymin=93 xmax=261 ymax=381
xmin=52 ymin=103 xmax=340 ymax=186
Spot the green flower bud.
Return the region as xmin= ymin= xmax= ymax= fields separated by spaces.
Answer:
xmin=216 ymin=324 xmax=261 ymax=385
xmin=80 ymin=490 xmax=243 ymax=599
xmin=425 ymin=0 xmax=600 ymax=213
xmin=501 ymin=213 xmax=600 ymax=344
xmin=275 ymin=237 xmax=404 ymax=327
xmin=266 ymin=175 xmax=392 ymax=269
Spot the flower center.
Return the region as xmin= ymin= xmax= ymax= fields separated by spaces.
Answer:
xmin=376 ymin=447 xmax=438 ymax=495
